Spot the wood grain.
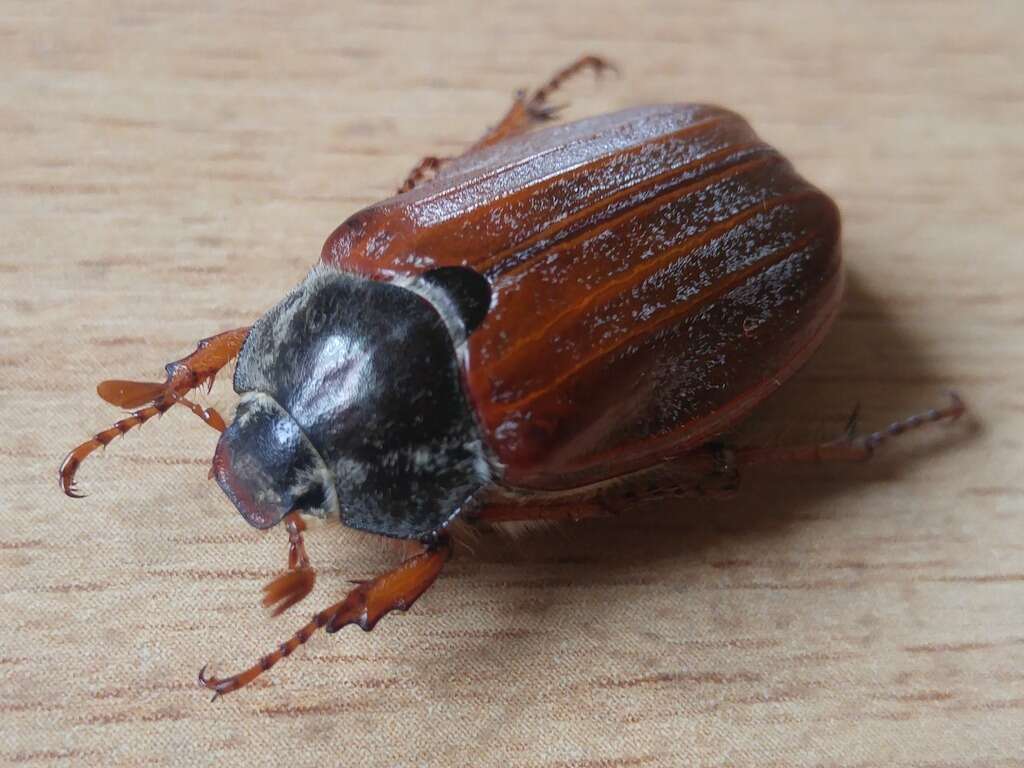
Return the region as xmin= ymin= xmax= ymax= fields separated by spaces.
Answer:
xmin=2 ymin=1 xmax=1022 ymax=766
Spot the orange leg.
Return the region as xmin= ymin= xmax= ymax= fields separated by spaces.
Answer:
xmin=59 ymin=327 xmax=249 ymax=497
xmin=477 ymin=501 xmax=612 ymax=524
xmin=397 ymin=155 xmax=448 ymax=194
xmin=469 ymin=55 xmax=616 ymax=152
xmin=169 ymin=392 xmax=228 ymax=433
xmin=476 ymin=394 xmax=967 ymax=523
xmin=199 ymin=536 xmax=451 ymax=699
xmin=734 ymin=392 xmax=966 ymax=468
xmin=261 ymin=513 xmax=317 ymax=617
xmin=398 ymin=55 xmax=615 ymax=193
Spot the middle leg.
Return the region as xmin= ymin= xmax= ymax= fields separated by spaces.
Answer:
xmin=397 ymin=55 xmax=615 ymax=193
xmin=468 ymin=55 xmax=616 ymax=152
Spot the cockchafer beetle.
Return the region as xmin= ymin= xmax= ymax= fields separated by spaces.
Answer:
xmin=59 ymin=57 xmax=965 ymax=698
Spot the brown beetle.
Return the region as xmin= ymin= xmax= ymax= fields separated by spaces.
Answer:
xmin=60 ymin=57 xmax=965 ymax=697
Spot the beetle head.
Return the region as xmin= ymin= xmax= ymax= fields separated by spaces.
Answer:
xmin=213 ymin=392 xmax=339 ymax=529
xmin=213 ymin=264 xmax=493 ymax=539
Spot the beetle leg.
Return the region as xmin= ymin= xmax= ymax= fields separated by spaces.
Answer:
xmin=476 ymin=501 xmax=612 ymax=524
xmin=397 ymin=56 xmax=615 ymax=193
xmin=469 ymin=55 xmax=616 ymax=152
xmin=627 ymin=394 xmax=966 ymax=496
xmin=526 ymin=55 xmax=618 ymax=118
xmin=735 ymin=392 xmax=967 ymax=468
xmin=398 ymin=155 xmax=449 ymax=194
xmin=479 ymin=461 xmax=740 ymax=524
xmin=611 ymin=395 xmax=965 ymax=498
xmin=476 ymin=395 xmax=965 ymax=522
xmin=168 ymin=392 xmax=227 ymax=434
xmin=59 ymin=327 xmax=249 ymax=497
xmin=96 ymin=326 xmax=250 ymax=410
xmin=59 ymin=402 xmax=176 ymax=498
xmin=198 ymin=536 xmax=450 ymax=699
xmin=261 ymin=513 xmax=317 ymax=617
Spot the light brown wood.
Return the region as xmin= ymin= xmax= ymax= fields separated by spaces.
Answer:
xmin=2 ymin=2 xmax=1022 ymax=766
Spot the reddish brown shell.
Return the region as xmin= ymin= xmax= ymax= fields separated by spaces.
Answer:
xmin=322 ymin=104 xmax=842 ymax=491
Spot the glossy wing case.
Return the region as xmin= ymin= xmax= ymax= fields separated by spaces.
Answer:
xmin=322 ymin=104 xmax=842 ymax=491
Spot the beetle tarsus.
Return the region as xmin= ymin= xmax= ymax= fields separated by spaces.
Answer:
xmin=736 ymin=393 xmax=968 ymax=467
xmin=197 ymin=664 xmax=226 ymax=701
xmin=198 ymin=537 xmax=451 ymax=698
xmin=398 ymin=57 xmax=616 ymax=193
xmin=397 ymin=56 xmax=614 ymax=192
xmin=59 ymin=400 xmax=174 ymax=497
xmin=855 ymin=391 xmax=966 ymax=457
xmin=528 ymin=55 xmax=617 ymax=109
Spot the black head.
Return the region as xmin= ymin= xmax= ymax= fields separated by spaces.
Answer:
xmin=213 ymin=265 xmax=493 ymax=540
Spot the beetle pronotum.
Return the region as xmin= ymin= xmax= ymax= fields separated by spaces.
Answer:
xmin=60 ymin=57 xmax=965 ymax=698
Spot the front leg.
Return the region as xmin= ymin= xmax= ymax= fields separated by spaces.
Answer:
xmin=59 ymin=327 xmax=249 ymax=496
xmin=199 ymin=536 xmax=451 ymax=699
xmin=261 ymin=512 xmax=317 ymax=617
xmin=96 ymin=326 xmax=250 ymax=409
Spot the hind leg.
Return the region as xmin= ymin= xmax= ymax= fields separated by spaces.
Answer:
xmin=476 ymin=444 xmax=736 ymax=525
xmin=398 ymin=55 xmax=615 ymax=193
xmin=398 ymin=154 xmax=447 ymax=194
xmin=733 ymin=393 xmax=966 ymax=469
xmin=477 ymin=395 xmax=967 ymax=523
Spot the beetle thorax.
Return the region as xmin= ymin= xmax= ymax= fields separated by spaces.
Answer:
xmin=213 ymin=265 xmax=493 ymax=540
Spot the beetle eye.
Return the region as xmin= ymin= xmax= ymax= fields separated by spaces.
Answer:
xmin=422 ymin=266 xmax=492 ymax=334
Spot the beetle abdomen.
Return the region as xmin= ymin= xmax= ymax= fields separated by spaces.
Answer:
xmin=323 ymin=104 xmax=841 ymax=490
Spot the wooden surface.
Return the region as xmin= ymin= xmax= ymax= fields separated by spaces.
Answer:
xmin=2 ymin=2 xmax=1022 ymax=766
